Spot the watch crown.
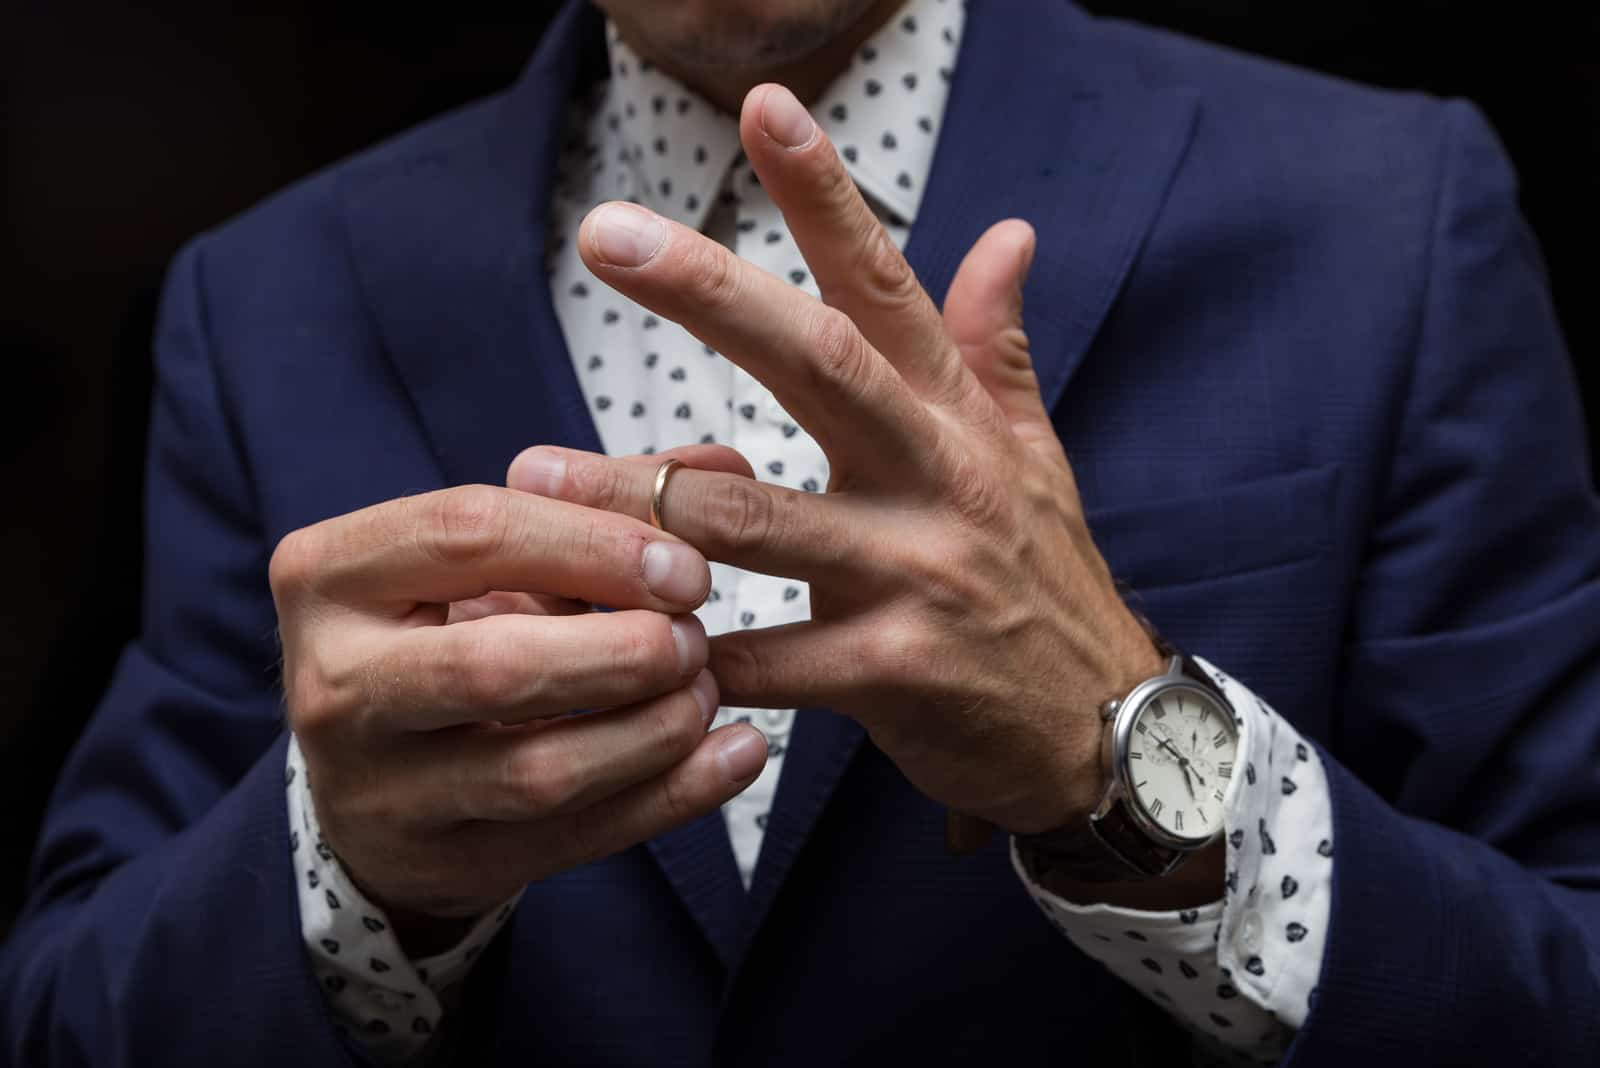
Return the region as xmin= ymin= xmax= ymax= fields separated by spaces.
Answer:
xmin=1100 ymin=697 xmax=1121 ymax=723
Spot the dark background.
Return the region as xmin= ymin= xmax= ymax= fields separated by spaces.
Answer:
xmin=3 ymin=2 xmax=1596 ymax=933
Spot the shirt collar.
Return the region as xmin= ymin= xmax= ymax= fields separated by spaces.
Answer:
xmin=602 ymin=23 xmax=743 ymax=232
xmin=598 ymin=0 xmax=964 ymax=232
xmin=811 ymin=0 xmax=964 ymax=223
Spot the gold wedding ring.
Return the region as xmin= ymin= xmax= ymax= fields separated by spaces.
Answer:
xmin=648 ymin=458 xmax=684 ymax=531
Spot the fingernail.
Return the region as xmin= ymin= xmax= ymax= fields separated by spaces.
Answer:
xmin=590 ymin=202 xmax=665 ymax=267
xmin=689 ymin=668 xmax=719 ymax=727
xmin=643 ymin=540 xmax=708 ymax=604
xmin=760 ymin=86 xmax=816 ymax=149
xmin=508 ymin=448 xmax=565 ymax=497
xmin=670 ymin=615 xmax=708 ymax=676
xmin=716 ymin=727 xmax=768 ymax=783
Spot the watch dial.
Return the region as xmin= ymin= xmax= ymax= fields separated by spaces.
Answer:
xmin=1126 ymin=686 xmax=1237 ymax=842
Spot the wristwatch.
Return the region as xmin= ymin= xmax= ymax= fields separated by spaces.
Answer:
xmin=1016 ymin=633 xmax=1240 ymax=882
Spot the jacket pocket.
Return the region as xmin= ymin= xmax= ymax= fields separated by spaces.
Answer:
xmin=1084 ymin=464 xmax=1340 ymax=592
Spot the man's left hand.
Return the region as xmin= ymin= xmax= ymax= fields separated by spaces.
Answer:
xmin=508 ymin=84 xmax=1165 ymax=837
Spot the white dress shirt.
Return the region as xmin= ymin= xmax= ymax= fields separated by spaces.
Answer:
xmin=288 ymin=1 xmax=1334 ymax=1062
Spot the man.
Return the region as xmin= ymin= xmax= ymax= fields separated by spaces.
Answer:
xmin=3 ymin=0 xmax=1597 ymax=1063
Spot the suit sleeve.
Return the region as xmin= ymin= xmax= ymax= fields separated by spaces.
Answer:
xmin=0 ymin=239 xmax=367 ymax=1067
xmin=1285 ymin=100 xmax=1600 ymax=1065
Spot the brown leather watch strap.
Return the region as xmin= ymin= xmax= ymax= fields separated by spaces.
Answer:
xmin=1015 ymin=794 xmax=1184 ymax=883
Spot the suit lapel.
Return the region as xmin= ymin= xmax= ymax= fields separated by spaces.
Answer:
xmin=340 ymin=0 xmax=750 ymax=967
xmin=339 ymin=0 xmax=606 ymax=486
xmin=737 ymin=0 xmax=1200 ymax=953
xmin=906 ymin=0 xmax=1200 ymax=413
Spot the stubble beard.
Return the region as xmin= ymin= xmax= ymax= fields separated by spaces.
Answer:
xmin=615 ymin=0 xmax=884 ymax=78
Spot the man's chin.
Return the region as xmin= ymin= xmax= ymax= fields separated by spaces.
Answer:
xmin=609 ymin=0 xmax=883 ymax=75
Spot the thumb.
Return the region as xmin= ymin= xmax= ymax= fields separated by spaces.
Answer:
xmin=942 ymin=219 xmax=1061 ymax=458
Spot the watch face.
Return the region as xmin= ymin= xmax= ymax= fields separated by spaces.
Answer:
xmin=1125 ymin=684 xmax=1238 ymax=844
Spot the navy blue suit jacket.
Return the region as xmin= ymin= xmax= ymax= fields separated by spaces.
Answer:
xmin=5 ymin=1 xmax=1598 ymax=1064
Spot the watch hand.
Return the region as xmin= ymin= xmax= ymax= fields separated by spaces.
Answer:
xmin=1156 ymin=736 xmax=1201 ymax=798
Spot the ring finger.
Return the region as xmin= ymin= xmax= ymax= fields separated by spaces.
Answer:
xmin=508 ymin=444 xmax=881 ymax=583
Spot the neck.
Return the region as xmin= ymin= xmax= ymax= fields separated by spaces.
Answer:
xmin=611 ymin=0 xmax=906 ymax=114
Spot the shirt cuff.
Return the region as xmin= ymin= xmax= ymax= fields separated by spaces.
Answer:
xmin=286 ymin=733 xmax=520 ymax=1064
xmin=1012 ymin=656 xmax=1333 ymax=1065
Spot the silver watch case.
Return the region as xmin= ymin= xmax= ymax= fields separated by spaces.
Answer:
xmin=1094 ymin=654 xmax=1235 ymax=853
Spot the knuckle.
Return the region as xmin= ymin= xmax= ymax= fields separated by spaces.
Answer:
xmin=657 ymin=769 xmax=697 ymax=826
xmin=511 ymin=740 xmax=581 ymax=815
xmin=713 ymin=635 xmax=772 ymax=703
xmin=283 ymin=641 xmax=353 ymax=739
xmin=650 ymin=688 xmax=706 ymax=758
xmin=457 ymin=632 xmax=527 ymax=710
xmin=424 ymin=636 xmax=476 ymax=710
xmin=863 ymin=616 xmax=931 ymax=683
xmin=689 ymin=242 xmax=744 ymax=313
xmin=606 ymin=614 xmax=672 ymax=685
xmin=703 ymin=477 xmax=777 ymax=557
xmin=920 ymin=539 xmax=985 ymax=615
xmin=1021 ymin=464 xmax=1066 ymax=518
xmin=413 ymin=626 xmax=511 ymax=715
xmin=804 ymin=308 xmax=873 ymax=401
xmin=268 ymin=526 xmax=322 ymax=601
xmin=852 ymin=227 xmax=922 ymax=310
xmin=284 ymin=667 xmax=334 ymax=736
xmin=952 ymin=472 xmax=999 ymax=524
xmin=558 ymin=798 xmax=612 ymax=867
xmin=991 ymin=324 xmax=1034 ymax=367
xmin=815 ymin=149 xmax=859 ymax=209
xmin=567 ymin=456 xmax=635 ymax=516
xmin=423 ymin=484 xmax=514 ymax=565
xmin=939 ymin=443 xmax=1007 ymax=527
xmin=549 ymin=509 xmax=613 ymax=575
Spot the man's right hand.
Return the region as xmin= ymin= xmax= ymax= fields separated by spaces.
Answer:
xmin=270 ymin=473 xmax=768 ymax=946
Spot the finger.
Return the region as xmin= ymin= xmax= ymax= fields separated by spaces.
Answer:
xmin=740 ymin=83 xmax=961 ymax=399
xmin=942 ymin=219 xmax=1064 ymax=462
xmin=446 ymin=590 xmax=589 ymax=624
xmin=271 ymin=484 xmax=710 ymax=614
xmin=549 ymin=723 xmax=768 ymax=869
xmin=509 ymin=442 xmax=757 ymax=521
xmin=366 ymin=609 xmax=709 ymax=732
xmin=510 ymin=444 xmax=754 ymax=501
xmin=708 ymin=620 xmax=879 ymax=711
xmin=617 ymin=443 xmax=756 ymax=480
xmin=440 ymin=669 xmax=722 ymax=822
xmin=442 ymin=722 xmax=766 ymax=894
xmin=577 ymin=201 xmax=940 ymax=475
xmin=509 ymin=445 xmax=875 ymax=582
